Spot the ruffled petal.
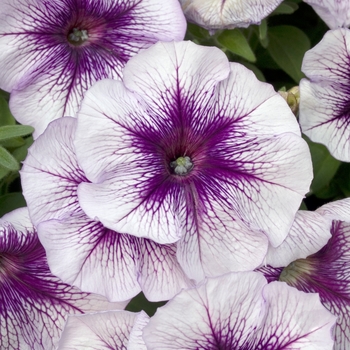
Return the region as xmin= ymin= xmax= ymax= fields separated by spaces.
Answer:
xmin=304 ymin=0 xmax=350 ymax=29
xmin=57 ymin=310 xmax=148 ymax=349
xmin=300 ymin=28 xmax=350 ymax=161
xmin=265 ymin=210 xmax=331 ymax=267
xmin=0 ymin=208 xmax=126 ymax=350
xmin=178 ymin=0 xmax=283 ymax=31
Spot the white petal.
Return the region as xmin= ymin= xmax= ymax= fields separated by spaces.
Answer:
xmin=38 ymin=213 xmax=141 ymax=302
xmin=304 ymin=0 xmax=350 ymax=28
xmin=179 ymin=0 xmax=283 ymax=30
xmin=266 ymin=210 xmax=332 ymax=267
xmin=317 ymin=197 xmax=350 ymax=222
xmin=21 ymin=117 xmax=84 ymax=226
xmin=143 ymin=272 xmax=267 ymax=349
xmin=251 ymin=281 xmax=336 ymax=348
xmin=58 ymin=310 xmax=148 ymax=350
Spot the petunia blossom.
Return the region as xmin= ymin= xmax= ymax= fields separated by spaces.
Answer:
xmin=74 ymin=40 xmax=313 ymax=281
xmin=0 ymin=207 xmax=126 ymax=350
xmin=21 ymin=117 xmax=192 ymax=302
xmin=299 ymin=28 xmax=350 ymax=162
xmin=258 ymin=198 xmax=350 ymax=349
xmin=304 ymin=0 xmax=350 ymax=29
xmin=0 ymin=0 xmax=186 ymax=137
xmin=179 ymin=0 xmax=283 ymax=31
xmin=58 ymin=310 xmax=149 ymax=349
xmin=142 ymin=272 xmax=336 ymax=349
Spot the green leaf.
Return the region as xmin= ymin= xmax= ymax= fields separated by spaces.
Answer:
xmin=259 ymin=20 xmax=268 ymax=48
xmin=307 ymin=140 xmax=341 ymax=195
xmin=0 ymin=192 xmax=26 ymax=217
xmin=12 ymin=136 xmax=33 ymax=162
xmin=217 ymin=29 xmax=256 ymax=62
xmin=0 ymin=125 xmax=34 ymax=141
xmin=267 ymin=25 xmax=310 ymax=82
xmin=0 ymin=96 xmax=15 ymax=126
xmin=0 ymin=164 xmax=10 ymax=182
xmin=0 ymin=145 xmax=19 ymax=171
xmin=271 ymin=2 xmax=299 ymax=15
xmin=0 ymin=137 xmax=25 ymax=149
xmin=185 ymin=22 xmax=210 ymax=40
xmin=125 ymin=292 xmax=166 ymax=317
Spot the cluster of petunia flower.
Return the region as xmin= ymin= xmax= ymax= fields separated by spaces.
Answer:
xmin=1 ymin=0 xmax=350 ymax=349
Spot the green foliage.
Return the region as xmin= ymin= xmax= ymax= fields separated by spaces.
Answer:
xmin=306 ymin=138 xmax=341 ymax=196
xmin=217 ymin=29 xmax=256 ymax=62
xmin=267 ymin=25 xmax=311 ymax=82
xmin=126 ymin=292 xmax=167 ymax=316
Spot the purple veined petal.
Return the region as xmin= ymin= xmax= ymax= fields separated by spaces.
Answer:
xmin=177 ymin=198 xmax=268 ymax=281
xmin=22 ymin=116 xmax=192 ymax=302
xmin=304 ymin=0 xmax=350 ymax=29
xmin=265 ymin=210 xmax=331 ymax=267
xmin=76 ymin=80 xmax=185 ymax=244
xmin=299 ymin=28 xmax=350 ymax=162
xmin=124 ymin=43 xmax=312 ymax=246
xmin=0 ymin=0 xmax=186 ymax=138
xmin=178 ymin=0 xmax=283 ymax=31
xmin=143 ymin=272 xmax=268 ymax=349
xmin=257 ymin=198 xmax=350 ymax=349
xmin=142 ymin=271 xmax=335 ymax=349
xmin=37 ymin=213 xmax=141 ymax=302
xmin=75 ymin=41 xmax=312 ymax=273
xmin=0 ymin=207 xmax=126 ymax=350
xmin=57 ymin=310 xmax=149 ymax=350
xmin=249 ymin=281 xmax=336 ymax=349
xmin=278 ymin=220 xmax=350 ymax=350
xmin=137 ymin=239 xmax=194 ymax=301
xmin=122 ymin=41 xmax=230 ymax=122
xmin=317 ymin=197 xmax=350 ymax=222
xmin=21 ymin=116 xmax=86 ymax=226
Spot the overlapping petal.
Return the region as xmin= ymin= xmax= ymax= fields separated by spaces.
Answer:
xmin=143 ymin=272 xmax=336 ymax=349
xmin=0 ymin=0 xmax=186 ymax=137
xmin=265 ymin=210 xmax=331 ymax=267
xmin=0 ymin=207 xmax=126 ymax=350
xmin=178 ymin=0 xmax=283 ymax=31
xmin=58 ymin=310 xmax=149 ymax=349
xmin=304 ymin=0 xmax=350 ymax=29
xmin=257 ymin=199 xmax=350 ymax=349
xmin=21 ymin=117 xmax=191 ymax=302
xmin=300 ymin=28 xmax=350 ymax=161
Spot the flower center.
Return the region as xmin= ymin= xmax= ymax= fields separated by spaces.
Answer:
xmin=68 ymin=27 xmax=89 ymax=45
xmin=279 ymin=258 xmax=314 ymax=286
xmin=170 ymin=156 xmax=193 ymax=175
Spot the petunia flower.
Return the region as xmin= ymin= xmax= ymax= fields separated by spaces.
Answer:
xmin=21 ymin=117 xmax=192 ymax=302
xmin=74 ymin=40 xmax=313 ymax=281
xmin=58 ymin=310 xmax=149 ymax=349
xmin=304 ymin=0 xmax=350 ymax=29
xmin=142 ymin=272 xmax=336 ymax=349
xmin=257 ymin=198 xmax=350 ymax=349
xmin=0 ymin=207 xmax=126 ymax=350
xmin=0 ymin=0 xmax=186 ymax=137
xmin=299 ymin=28 xmax=350 ymax=162
xmin=178 ymin=0 xmax=283 ymax=31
